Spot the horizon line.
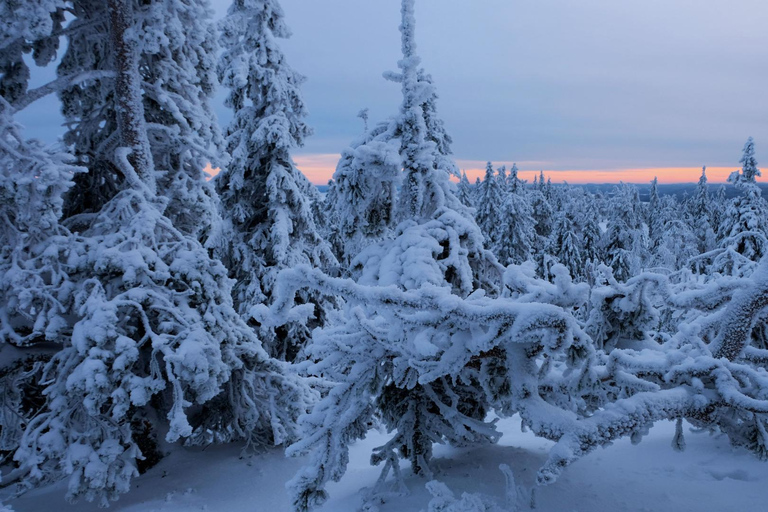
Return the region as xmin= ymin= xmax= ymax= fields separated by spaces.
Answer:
xmin=292 ymin=154 xmax=754 ymax=186
xmin=207 ymin=155 xmax=760 ymax=186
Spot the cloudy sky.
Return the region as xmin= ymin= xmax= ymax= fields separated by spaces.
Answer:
xmin=19 ymin=0 xmax=768 ymax=184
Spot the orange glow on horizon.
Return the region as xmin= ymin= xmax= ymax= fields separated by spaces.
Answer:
xmin=454 ymin=164 xmax=741 ymax=185
xmin=208 ymin=156 xmax=750 ymax=186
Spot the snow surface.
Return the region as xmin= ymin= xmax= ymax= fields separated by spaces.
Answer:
xmin=7 ymin=416 xmax=768 ymax=512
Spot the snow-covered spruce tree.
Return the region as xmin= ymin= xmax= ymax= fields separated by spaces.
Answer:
xmin=60 ymin=0 xmax=224 ymax=244
xmin=508 ymin=163 xmax=521 ymax=193
xmin=494 ymin=186 xmax=535 ymax=266
xmin=326 ymin=123 xmax=401 ymax=268
xmin=550 ymin=214 xmax=583 ymax=280
xmin=711 ymin=183 xmax=728 ymax=243
xmin=1 ymin=2 xmax=309 ymax=504
xmin=688 ymin=167 xmax=716 ymax=255
xmin=601 ymin=183 xmax=647 ymax=281
xmin=496 ymin=164 xmax=507 ymax=190
xmin=573 ymin=199 xmax=603 ymax=273
xmin=326 ymin=51 xmax=462 ymax=268
xmin=647 ymin=194 xmax=698 ymax=272
xmin=528 ymin=187 xmax=555 ymax=278
xmin=646 ymin=176 xmax=661 ymax=243
xmin=215 ymin=0 xmax=337 ymax=361
xmin=0 ymin=96 xmax=81 ymax=472
xmin=456 ymin=170 xmax=474 ymax=208
xmin=713 ymin=137 xmax=768 ymax=276
xmin=0 ymin=0 xmax=84 ymax=482
xmin=474 ymin=162 xmax=504 ymax=249
xmin=0 ymin=2 xmax=81 ymax=348
xmin=275 ymin=3 xmax=573 ymax=510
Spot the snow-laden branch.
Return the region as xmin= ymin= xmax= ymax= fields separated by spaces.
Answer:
xmin=11 ymin=70 xmax=116 ymax=112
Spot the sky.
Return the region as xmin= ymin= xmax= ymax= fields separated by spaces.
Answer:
xmin=17 ymin=0 xmax=768 ymax=185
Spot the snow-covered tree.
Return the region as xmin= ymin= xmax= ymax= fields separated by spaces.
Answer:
xmin=602 ymin=183 xmax=647 ymax=281
xmin=508 ymin=163 xmax=521 ymax=194
xmin=326 ymin=126 xmax=401 ymax=267
xmin=494 ymin=190 xmax=535 ymax=266
xmin=215 ymin=0 xmax=337 ymax=360
xmin=280 ymin=3 xmax=517 ymax=509
xmin=1 ymin=3 xmax=309 ymax=503
xmin=60 ymin=0 xmax=223 ymax=244
xmin=278 ymin=261 xmax=591 ymax=511
xmin=529 ymin=187 xmax=554 ymax=275
xmin=646 ymin=176 xmax=661 ymax=242
xmin=714 ymin=137 xmax=768 ymax=276
xmin=456 ymin=171 xmax=474 ymax=208
xmin=688 ymin=167 xmax=716 ymax=255
xmin=475 ymin=162 xmax=503 ymax=249
xmin=550 ymin=214 xmax=583 ymax=280
xmin=0 ymin=96 xmax=81 ymax=471
xmin=496 ymin=164 xmax=507 ymax=190
xmin=578 ymin=205 xmax=603 ymax=271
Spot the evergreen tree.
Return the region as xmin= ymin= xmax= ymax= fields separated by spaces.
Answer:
xmin=60 ymin=0 xmax=224 ymax=244
xmin=647 ymin=176 xmax=661 ymax=243
xmin=551 ymin=214 xmax=583 ymax=279
xmin=715 ymin=137 xmax=768 ymax=276
xmin=326 ymin=121 xmax=401 ymax=267
xmin=602 ymin=183 xmax=647 ymax=281
xmin=283 ymin=4 xmax=515 ymax=509
xmin=0 ymin=3 xmax=308 ymax=502
xmin=508 ymin=162 xmax=521 ymax=194
xmin=496 ymin=164 xmax=507 ymax=190
xmin=0 ymin=96 xmax=79 ymax=347
xmin=581 ymin=213 xmax=603 ymax=269
xmin=689 ymin=166 xmax=716 ymax=254
xmin=495 ymin=189 xmax=535 ymax=266
xmin=711 ymin=183 xmax=728 ymax=242
xmin=475 ymin=162 xmax=504 ymax=249
xmin=529 ymin=187 xmax=554 ymax=275
xmin=456 ymin=170 xmax=474 ymax=208
xmin=215 ymin=0 xmax=337 ymax=360
xmin=652 ymin=197 xmax=699 ymax=271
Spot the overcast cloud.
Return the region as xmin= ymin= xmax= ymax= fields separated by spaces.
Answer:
xmin=264 ymin=0 xmax=768 ymax=172
xmin=18 ymin=0 xmax=768 ymax=179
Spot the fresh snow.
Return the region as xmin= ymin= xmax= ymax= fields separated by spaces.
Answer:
xmin=6 ymin=416 xmax=768 ymax=512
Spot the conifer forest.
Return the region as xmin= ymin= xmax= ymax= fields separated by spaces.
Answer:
xmin=2 ymin=1 xmax=768 ymax=511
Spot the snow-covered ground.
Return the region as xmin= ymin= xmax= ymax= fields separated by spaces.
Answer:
xmin=7 ymin=416 xmax=768 ymax=512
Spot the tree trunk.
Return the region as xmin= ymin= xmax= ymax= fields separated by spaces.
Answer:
xmin=108 ymin=0 xmax=155 ymax=192
xmin=711 ymin=256 xmax=768 ymax=360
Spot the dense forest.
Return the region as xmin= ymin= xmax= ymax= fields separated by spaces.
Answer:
xmin=2 ymin=0 xmax=768 ymax=511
